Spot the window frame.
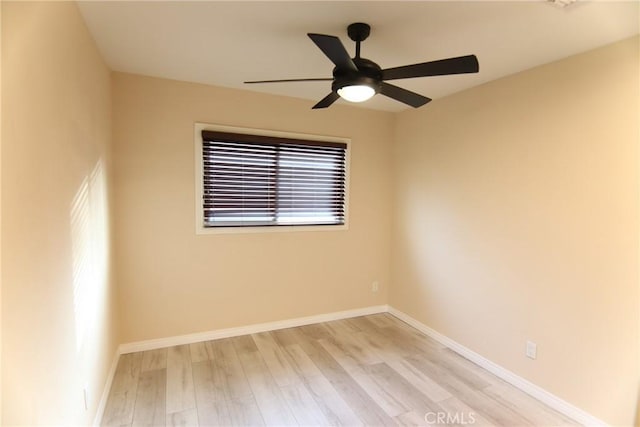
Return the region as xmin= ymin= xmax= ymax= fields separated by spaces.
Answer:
xmin=194 ymin=123 xmax=350 ymax=234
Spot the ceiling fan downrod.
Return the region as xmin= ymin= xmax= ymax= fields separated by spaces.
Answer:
xmin=347 ymin=22 xmax=370 ymax=59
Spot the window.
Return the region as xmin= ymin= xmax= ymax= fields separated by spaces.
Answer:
xmin=198 ymin=128 xmax=348 ymax=229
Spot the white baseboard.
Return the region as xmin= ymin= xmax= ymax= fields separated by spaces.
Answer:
xmin=386 ymin=306 xmax=608 ymax=427
xmin=93 ymin=348 xmax=120 ymax=426
xmin=119 ymin=304 xmax=389 ymax=354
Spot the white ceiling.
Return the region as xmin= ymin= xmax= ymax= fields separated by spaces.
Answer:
xmin=77 ymin=1 xmax=639 ymax=112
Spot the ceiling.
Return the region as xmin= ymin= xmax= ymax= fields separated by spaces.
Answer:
xmin=77 ymin=1 xmax=639 ymax=112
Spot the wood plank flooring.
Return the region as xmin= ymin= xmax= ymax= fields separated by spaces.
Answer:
xmin=101 ymin=314 xmax=577 ymax=426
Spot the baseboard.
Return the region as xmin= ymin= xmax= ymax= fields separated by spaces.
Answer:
xmin=119 ymin=304 xmax=389 ymax=354
xmin=93 ymin=348 xmax=120 ymax=426
xmin=387 ymin=306 xmax=608 ymax=427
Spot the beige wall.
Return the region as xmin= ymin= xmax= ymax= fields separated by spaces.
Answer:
xmin=1 ymin=2 xmax=117 ymax=424
xmin=112 ymin=73 xmax=394 ymax=344
xmin=391 ymin=36 xmax=639 ymax=426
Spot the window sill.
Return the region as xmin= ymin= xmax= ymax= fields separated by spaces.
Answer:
xmin=195 ymin=223 xmax=348 ymax=235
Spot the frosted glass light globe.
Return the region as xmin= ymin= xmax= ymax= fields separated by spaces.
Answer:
xmin=337 ymin=85 xmax=375 ymax=102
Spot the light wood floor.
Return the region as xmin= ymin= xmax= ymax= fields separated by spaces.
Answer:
xmin=102 ymin=314 xmax=577 ymax=426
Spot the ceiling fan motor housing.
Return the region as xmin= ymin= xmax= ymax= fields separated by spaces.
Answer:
xmin=332 ymin=57 xmax=382 ymax=94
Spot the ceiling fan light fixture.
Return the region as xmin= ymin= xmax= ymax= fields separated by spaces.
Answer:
xmin=333 ymin=74 xmax=380 ymax=103
xmin=337 ymin=84 xmax=376 ymax=102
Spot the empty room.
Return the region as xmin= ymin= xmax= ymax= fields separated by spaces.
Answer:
xmin=1 ymin=1 xmax=638 ymax=426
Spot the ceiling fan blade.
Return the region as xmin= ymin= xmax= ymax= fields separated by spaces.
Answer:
xmin=244 ymin=78 xmax=332 ymax=84
xmin=312 ymin=92 xmax=340 ymax=109
xmin=382 ymin=55 xmax=479 ymax=80
xmin=380 ymin=82 xmax=431 ymax=108
xmin=308 ymin=34 xmax=358 ymax=72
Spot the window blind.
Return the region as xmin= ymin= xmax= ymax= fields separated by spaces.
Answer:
xmin=201 ymin=130 xmax=347 ymax=227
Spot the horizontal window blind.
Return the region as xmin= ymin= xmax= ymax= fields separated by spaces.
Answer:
xmin=201 ymin=130 xmax=347 ymax=227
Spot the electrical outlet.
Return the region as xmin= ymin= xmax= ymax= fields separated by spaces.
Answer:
xmin=526 ymin=341 xmax=537 ymax=359
xmin=371 ymin=281 xmax=379 ymax=293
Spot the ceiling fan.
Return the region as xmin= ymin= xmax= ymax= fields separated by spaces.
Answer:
xmin=245 ymin=22 xmax=479 ymax=109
